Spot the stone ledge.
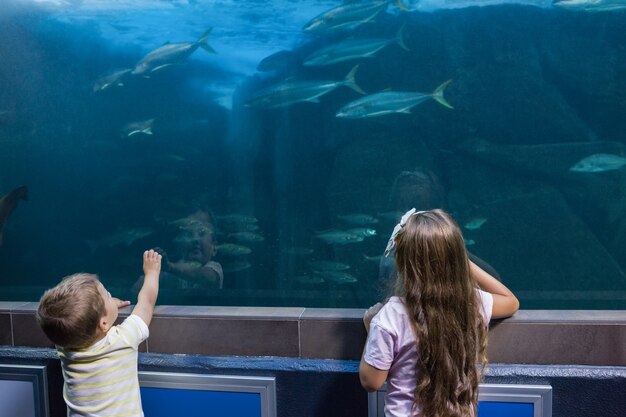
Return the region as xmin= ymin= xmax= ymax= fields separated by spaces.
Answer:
xmin=1 ymin=303 xmax=624 ymax=365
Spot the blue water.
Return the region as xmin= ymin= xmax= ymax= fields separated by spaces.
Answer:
xmin=1 ymin=0 xmax=625 ymax=308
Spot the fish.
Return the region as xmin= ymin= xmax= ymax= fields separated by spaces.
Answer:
xmin=216 ymin=214 xmax=259 ymax=223
xmin=132 ymin=28 xmax=215 ymax=76
xmin=303 ymin=0 xmax=389 ymax=34
xmin=229 ymin=232 xmax=265 ymax=243
xmin=303 ymin=26 xmax=408 ymax=67
xmin=314 ymin=230 xmax=364 ymax=245
xmin=93 ymin=68 xmax=132 ymax=92
xmin=169 ymin=217 xmax=212 ymax=232
xmin=222 ymin=261 xmax=252 ymax=273
xmin=336 ymin=79 xmax=453 ymax=118
xmin=257 ymin=50 xmax=300 ymax=72
xmin=464 ymin=239 xmax=476 ymax=246
xmin=121 ymin=118 xmax=155 ymax=137
xmin=0 ymin=185 xmax=28 ymax=247
xmin=314 ymin=270 xmax=358 ymax=284
xmin=221 ymin=222 xmax=260 ymax=233
xmin=86 ymin=227 xmax=154 ymax=253
xmin=337 ymin=213 xmax=379 ymax=225
xmin=553 ymin=0 xmax=626 ymax=11
xmin=569 ymin=153 xmax=626 ymax=173
xmin=464 ymin=217 xmax=487 ymax=230
xmin=245 ymin=65 xmax=365 ymax=109
xmin=363 ymin=254 xmax=383 ymax=262
xmin=309 ymin=260 xmax=351 ymax=271
xmin=347 ymin=227 xmax=377 ymax=237
xmin=216 ymin=243 xmax=252 ymax=256
xmin=458 ymin=139 xmax=626 ymax=180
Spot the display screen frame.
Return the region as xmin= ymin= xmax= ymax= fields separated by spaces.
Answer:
xmin=0 ymin=364 xmax=49 ymax=417
xmin=368 ymin=383 xmax=552 ymax=417
xmin=139 ymin=370 xmax=277 ymax=417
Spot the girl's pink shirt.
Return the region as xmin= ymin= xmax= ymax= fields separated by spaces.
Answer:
xmin=363 ymin=290 xmax=493 ymax=417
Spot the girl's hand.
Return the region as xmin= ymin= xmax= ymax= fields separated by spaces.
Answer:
xmin=112 ymin=297 xmax=131 ymax=309
xmin=363 ymin=302 xmax=384 ymax=333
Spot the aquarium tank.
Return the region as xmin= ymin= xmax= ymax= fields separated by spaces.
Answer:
xmin=1 ymin=0 xmax=625 ymax=309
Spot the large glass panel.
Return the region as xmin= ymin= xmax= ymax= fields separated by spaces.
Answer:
xmin=1 ymin=0 xmax=625 ymax=308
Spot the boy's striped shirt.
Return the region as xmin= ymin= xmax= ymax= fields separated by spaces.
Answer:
xmin=57 ymin=314 xmax=149 ymax=417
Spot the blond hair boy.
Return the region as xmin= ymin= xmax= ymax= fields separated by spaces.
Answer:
xmin=37 ymin=249 xmax=161 ymax=417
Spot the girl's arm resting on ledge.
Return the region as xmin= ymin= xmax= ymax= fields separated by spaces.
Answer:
xmin=470 ymin=260 xmax=520 ymax=319
xmin=359 ymin=302 xmax=388 ymax=391
xmin=359 ymin=358 xmax=388 ymax=392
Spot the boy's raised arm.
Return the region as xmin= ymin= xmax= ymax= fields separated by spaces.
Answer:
xmin=132 ymin=249 xmax=161 ymax=327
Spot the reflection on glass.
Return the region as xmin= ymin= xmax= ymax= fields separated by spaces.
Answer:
xmin=0 ymin=0 xmax=625 ymax=309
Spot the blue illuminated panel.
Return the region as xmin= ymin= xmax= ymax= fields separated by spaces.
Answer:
xmin=479 ymin=400 xmax=535 ymax=417
xmin=141 ymin=387 xmax=261 ymax=417
xmin=138 ymin=372 xmax=276 ymax=417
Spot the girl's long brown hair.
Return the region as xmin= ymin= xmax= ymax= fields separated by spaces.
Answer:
xmin=394 ymin=209 xmax=487 ymax=417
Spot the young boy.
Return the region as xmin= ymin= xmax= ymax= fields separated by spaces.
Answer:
xmin=37 ymin=249 xmax=161 ymax=417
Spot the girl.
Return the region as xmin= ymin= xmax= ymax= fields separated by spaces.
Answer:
xmin=360 ymin=208 xmax=519 ymax=417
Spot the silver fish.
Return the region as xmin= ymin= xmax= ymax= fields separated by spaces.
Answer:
xmin=309 ymin=260 xmax=351 ymax=271
xmin=569 ymin=153 xmax=626 ymax=173
xmin=362 ymin=254 xmax=383 ymax=262
xmin=245 ymin=65 xmax=364 ymax=109
xmin=121 ymin=118 xmax=155 ymax=137
xmin=132 ymin=28 xmax=215 ymax=76
xmin=217 ymin=243 xmax=252 ymax=256
xmin=314 ymin=230 xmax=364 ymax=245
xmin=347 ymin=227 xmax=377 ymax=237
xmin=303 ymin=1 xmax=389 ymax=34
xmin=337 ymin=213 xmax=379 ymax=225
xmin=336 ymin=79 xmax=453 ymax=118
xmin=93 ymin=68 xmax=132 ymax=92
xmin=221 ymin=222 xmax=260 ymax=233
xmin=216 ymin=214 xmax=258 ymax=223
xmin=464 ymin=217 xmax=487 ymax=231
xmin=314 ymin=270 xmax=358 ymax=284
xmin=169 ymin=217 xmax=212 ymax=233
xmin=303 ymin=26 xmax=408 ymax=67
xmin=553 ymin=0 xmax=626 ymax=11
xmin=86 ymin=227 xmax=154 ymax=253
xmin=229 ymin=232 xmax=265 ymax=243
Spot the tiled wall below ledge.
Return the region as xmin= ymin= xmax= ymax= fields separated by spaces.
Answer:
xmin=1 ymin=302 xmax=624 ymax=365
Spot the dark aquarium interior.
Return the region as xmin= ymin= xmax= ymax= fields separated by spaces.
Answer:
xmin=1 ymin=0 xmax=625 ymax=308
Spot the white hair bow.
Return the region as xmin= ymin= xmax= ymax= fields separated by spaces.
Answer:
xmin=384 ymin=208 xmax=426 ymax=257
